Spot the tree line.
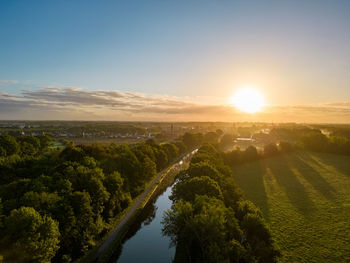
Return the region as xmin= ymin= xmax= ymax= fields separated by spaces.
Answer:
xmin=162 ymin=143 xmax=280 ymax=263
xmin=301 ymin=131 xmax=350 ymax=155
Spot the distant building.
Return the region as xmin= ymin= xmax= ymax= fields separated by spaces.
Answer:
xmin=235 ymin=138 xmax=256 ymax=143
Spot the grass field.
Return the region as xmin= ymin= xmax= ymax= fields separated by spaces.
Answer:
xmin=232 ymin=151 xmax=350 ymax=262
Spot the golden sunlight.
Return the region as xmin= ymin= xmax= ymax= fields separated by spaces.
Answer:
xmin=231 ymin=87 xmax=264 ymax=113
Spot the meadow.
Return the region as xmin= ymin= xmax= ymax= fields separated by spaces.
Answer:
xmin=232 ymin=151 xmax=350 ymax=262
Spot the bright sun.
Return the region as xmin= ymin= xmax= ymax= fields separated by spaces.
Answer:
xmin=231 ymin=87 xmax=264 ymax=113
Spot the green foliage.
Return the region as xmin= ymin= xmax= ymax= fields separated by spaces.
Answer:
xmin=329 ymin=136 xmax=350 ymax=154
xmin=37 ymin=134 xmax=53 ymax=151
xmin=103 ymin=172 xmax=131 ymax=220
xmin=163 ymin=143 xmax=279 ymax=263
xmin=263 ymin=143 xmax=279 ymax=157
xmin=0 ymin=136 xmax=183 ymax=262
xmin=174 ymin=141 xmax=187 ymax=154
xmin=161 ymin=143 xmax=179 ymax=163
xmin=222 ymin=149 xmax=241 ymax=166
xmin=242 ymin=146 xmax=259 ymax=162
xmin=154 ymin=148 xmax=168 ymax=171
xmin=203 ymin=131 xmax=219 ymax=143
xmin=183 ymin=162 xmax=222 ymax=183
xmin=182 ymin=132 xmax=203 ymax=149
xmin=59 ymin=146 xmax=85 ymax=162
xmin=171 ymin=176 xmax=223 ymax=202
xmin=301 ymin=132 xmax=329 ymax=152
xmin=4 ymin=206 xmax=60 ymax=263
xmin=163 ymin=196 xmax=245 ymax=263
xmin=220 ymin=133 xmax=236 ymax=149
xmin=301 ymin=131 xmax=350 ymax=155
xmin=0 ymin=135 xmax=20 ymax=156
xmin=0 ymin=146 xmax=6 ymax=157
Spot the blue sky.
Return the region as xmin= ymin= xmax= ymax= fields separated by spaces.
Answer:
xmin=1 ymin=0 xmax=350 ymax=121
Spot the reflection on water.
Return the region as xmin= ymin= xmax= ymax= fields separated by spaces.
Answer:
xmin=109 ymin=186 xmax=175 ymax=263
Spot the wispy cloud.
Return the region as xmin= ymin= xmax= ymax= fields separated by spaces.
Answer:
xmin=0 ymin=87 xmax=350 ymax=122
xmin=0 ymin=80 xmax=20 ymax=85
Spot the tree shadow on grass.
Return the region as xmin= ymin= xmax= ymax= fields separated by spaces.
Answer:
xmin=311 ymin=152 xmax=350 ymax=178
xmin=266 ymin=155 xmax=315 ymax=215
xmin=293 ymin=152 xmax=336 ymax=201
xmin=232 ymin=160 xmax=270 ymax=221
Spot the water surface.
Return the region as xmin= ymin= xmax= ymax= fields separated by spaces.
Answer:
xmin=109 ymin=186 xmax=175 ymax=263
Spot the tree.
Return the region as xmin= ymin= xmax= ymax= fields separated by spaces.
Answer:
xmin=0 ymin=146 xmax=6 ymax=157
xmin=174 ymin=141 xmax=187 ymax=154
xmin=182 ymin=132 xmax=203 ymax=149
xmin=222 ymin=150 xmax=241 ymax=166
xmin=163 ymin=142 xmax=280 ymax=263
xmin=37 ymin=134 xmax=53 ymax=151
xmin=220 ymin=133 xmax=236 ymax=148
xmin=4 ymin=206 xmax=60 ymax=263
xmin=108 ymin=144 xmax=143 ymax=195
xmin=59 ymin=162 xmax=109 ymax=214
xmin=103 ymin=172 xmax=130 ymax=219
xmin=132 ymin=143 xmax=156 ymax=163
xmin=301 ymin=132 xmax=329 ymax=152
xmin=171 ymin=176 xmax=223 ymax=202
xmin=162 ymin=196 xmax=244 ymax=263
xmin=263 ymin=143 xmax=279 ymax=157
xmin=59 ymin=146 xmax=85 ymax=162
xmin=329 ymin=136 xmax=350 ymax=154
xmin=0 ymin=135 xmax=20 ymax=156
xmin=191 ymin=143 xmax=222 ymax=167
xmin=184 ymin=162 xmax=222 ymax=183
xmin=242 ymin=146 xmax=259 ymax=162
xmin=67 ymin=191 xmax=98 ymax=257
xmin=203 ymin=132 xmax=219 ymax=144
xmin=278 ymin=141 xmax=293 ymax=153
xmin=21 ymin=141 xmax=38 ymax=156
xmin=219 ymin=177 xmax=242 ymax=208
xmin=154 ymin=148 xmax=168 ymax=171
xmin=19 ymin=135 xmax=41 ymax=154
xmin=161 ymin=143 xmax=179 ymax=162
xmin=20 ymin=191 xmax=62 ymax=215
xmin=235 ymin=200 xmax=280 ymax=262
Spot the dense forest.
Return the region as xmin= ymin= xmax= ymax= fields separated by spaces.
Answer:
xmin=0 ymin=134 xmax=190 ymax=262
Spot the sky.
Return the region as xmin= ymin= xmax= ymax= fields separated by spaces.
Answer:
xmin=1 ymin=0 xmax=350 ymax=122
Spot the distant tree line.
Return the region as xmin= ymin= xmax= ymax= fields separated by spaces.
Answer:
xmin=0 ymin=134 xmax=193 ymax=262
xmin=162 ymin=143 xmax=280 ymax=263
xmin=0 ymin=122 xmax=147 ymax=138
xmin=300 ymin=131 xmax=350 ymax=155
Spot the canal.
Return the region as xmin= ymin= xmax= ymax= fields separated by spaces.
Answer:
xmin=107 ymin=150 xmax=196 ymax=263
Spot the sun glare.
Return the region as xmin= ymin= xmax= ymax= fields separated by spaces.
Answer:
xmin=231 ymin=87 xmax=264 ymax=113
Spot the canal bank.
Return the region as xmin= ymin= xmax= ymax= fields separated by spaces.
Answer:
xmin=95 ymin=149 xmax=197 ymax=263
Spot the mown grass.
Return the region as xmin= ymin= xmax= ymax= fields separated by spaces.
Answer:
xmin=232 ymin=151 xmax=350 ymax=262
